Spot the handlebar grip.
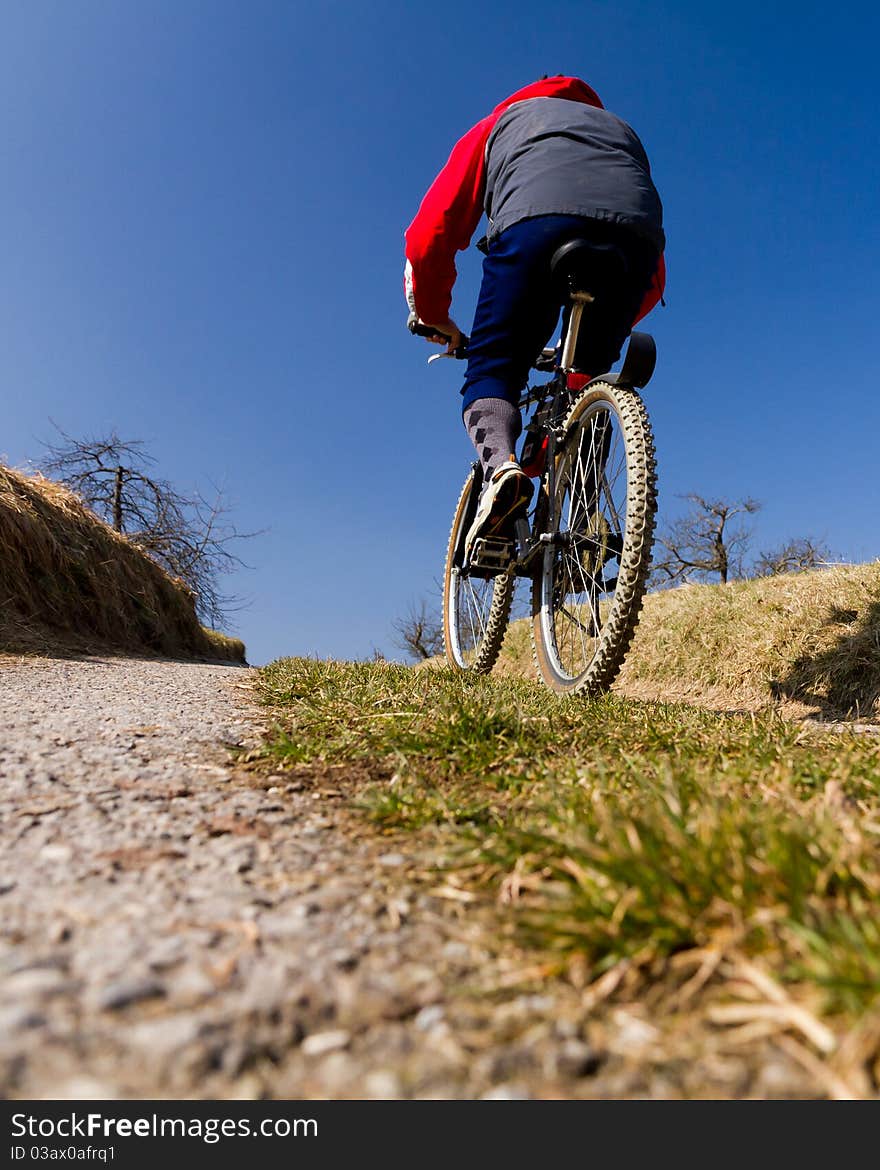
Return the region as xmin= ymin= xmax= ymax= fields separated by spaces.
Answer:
xmin=407 ymin=311 xmax=450 ymax=342
xmin=407 ymin=311 xmax=469 ymax=359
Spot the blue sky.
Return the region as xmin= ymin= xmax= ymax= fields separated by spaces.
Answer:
xmin=2 ymin=1 xmax=878 ymax=665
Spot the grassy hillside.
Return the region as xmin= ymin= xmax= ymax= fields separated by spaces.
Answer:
xmin=488 ymin=562 xmax=880 ymax=721
xmin=0 ymin=463 xmax=245 ymax=662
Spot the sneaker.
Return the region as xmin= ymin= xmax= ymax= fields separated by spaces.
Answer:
xmin=465 ymin=458 xmax=534 ymax=560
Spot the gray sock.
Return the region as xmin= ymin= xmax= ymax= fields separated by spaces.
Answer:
xmin=463 ymin=397 xmax=522 ymax=484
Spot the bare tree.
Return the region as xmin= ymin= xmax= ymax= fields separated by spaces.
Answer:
xmin=754 ymin=537 xmax=831 ymax=576
xmin=40 ymin=426 xmax=258 ymax=628
xmin=391 ymin=598 xmax=444 ymax=662
xmin=652 ymin=494 xmax=761 ymax=585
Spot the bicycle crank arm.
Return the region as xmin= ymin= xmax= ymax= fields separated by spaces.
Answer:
xmin=510 ymin=518 xmax=538 ymax=575
xmin=511 ymin=530 xmax=572 ymax=575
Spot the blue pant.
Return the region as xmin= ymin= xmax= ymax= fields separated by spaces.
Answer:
xmin=460 ymin=214 xmax=657 ymax=412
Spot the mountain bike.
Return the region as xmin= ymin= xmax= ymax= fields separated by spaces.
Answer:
xmin=410 ymin=237 xmax=658 ymax=696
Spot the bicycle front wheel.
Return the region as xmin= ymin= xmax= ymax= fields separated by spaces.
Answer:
xmin=443 ymin=469 xmax=514 ymax=673
xmin=531 ymin=381 xmax=657 ymax=694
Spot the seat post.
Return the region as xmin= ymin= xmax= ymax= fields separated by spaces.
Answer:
xmin=560 ymin=291 xmax=594 ymax=372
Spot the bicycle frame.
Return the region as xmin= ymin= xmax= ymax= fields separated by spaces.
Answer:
xmin=511 ymin=384 xmax=567 ymax=576
xmin=467 ymin=306 xmax=588 ymax=580
xmin=447 ymin=280 xmax=657 ymax=580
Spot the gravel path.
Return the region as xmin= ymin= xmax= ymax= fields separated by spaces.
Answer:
xmin=0 ymin=655 xmax=822 ymax=1100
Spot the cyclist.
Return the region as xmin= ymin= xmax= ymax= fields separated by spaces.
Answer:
xmin=404 ymin=75 xmax=666 ymax=555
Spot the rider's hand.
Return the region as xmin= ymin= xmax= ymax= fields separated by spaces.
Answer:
xmin=423 ymin=317 xmax=462 ymax=353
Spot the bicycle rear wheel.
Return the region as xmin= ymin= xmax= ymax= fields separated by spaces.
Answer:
xmin=531 ymin=381 xmax=656 ymax=694
xmin=443 ymin=469 xmax=514 ymax=673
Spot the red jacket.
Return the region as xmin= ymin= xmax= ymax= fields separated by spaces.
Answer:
xmin=404 ymin=76 xmax=666 ymax=326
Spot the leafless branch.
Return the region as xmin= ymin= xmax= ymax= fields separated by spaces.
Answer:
xmin=391 ymin=598 xmax=444 ymax=662
xmin=651 ymin=493 xmax=761 ymax=585
xmin=40 ymin=424 xmax=261 ymax=628
xmin=754 ymin=537 xmax=831 ymax=576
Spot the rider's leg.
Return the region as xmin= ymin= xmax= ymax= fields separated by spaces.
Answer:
xmin=460 ymin=215 xmax=588 ymax=419
xmin=459 ymin=215 xmax=591 ymax=553
xmin=462 ymin=397 xmax=531 ymax=555
xmin=462 ymin=397 xmax=521 ymax=484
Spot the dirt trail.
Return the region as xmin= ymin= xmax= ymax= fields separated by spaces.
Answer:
xmin=0 ymin=655 xmax=823 ymax=1099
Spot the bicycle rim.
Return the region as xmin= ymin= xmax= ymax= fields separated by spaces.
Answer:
xmin=531 ymin=382 xmax=656 ymax=694
xmin=443 ymin=470 xmax=514 ymax=673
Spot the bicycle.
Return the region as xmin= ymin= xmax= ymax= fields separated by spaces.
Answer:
xmin=410 ymin=236 xmax=658 ymax=696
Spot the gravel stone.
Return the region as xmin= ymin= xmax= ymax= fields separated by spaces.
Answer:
xmin=377 ymin=852 xmax=406 ymax=867
xmin=301 ymin=1030 xmax=351 ymax=1057
xmin=544 ymin=1039 xmax=602 ymax=1080
xmin=96 ymin=978 xmax=167 ymax=1012
xmin=4 ymin=967 xmax=73 ymax=998
xmin=414 ymin=1004 xmax=445 ymax=1032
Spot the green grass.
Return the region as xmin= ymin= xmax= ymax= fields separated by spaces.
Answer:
xmin=256 ymin=657 xmax=880 ymax=1020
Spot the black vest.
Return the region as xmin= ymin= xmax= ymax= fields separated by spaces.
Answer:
xmin=484 ymin=97 xmax=665 ymax=251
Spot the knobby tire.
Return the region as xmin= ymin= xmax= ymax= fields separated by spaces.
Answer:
xmin=531 ymin=381 xmax=657 ymax=694
xmin=443 ymin=470 xmax=514 ymax=674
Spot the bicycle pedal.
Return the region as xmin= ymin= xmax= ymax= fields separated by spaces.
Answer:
xmin=468 ymin=536 xmax=513 ymax=573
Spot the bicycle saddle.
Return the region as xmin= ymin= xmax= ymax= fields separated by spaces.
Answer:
xmin=550 ymin=239 xmax=629 ymax=299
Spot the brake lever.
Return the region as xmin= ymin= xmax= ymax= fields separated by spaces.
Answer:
xmin=427 ymin=339 xmax=469 ymax=364
xmin=409 ymin=313 xmax=469 ymax=362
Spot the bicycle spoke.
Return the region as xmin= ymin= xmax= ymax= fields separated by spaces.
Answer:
xmin=462 ymin=583 xmax=481 ymax=654
xmin=571 ymin=550 xmax=601 ymax=634
xmin=463 ymin=578 xmax=488 ymax=643
xmin=560 ymin=601 xmax=590 ymax=664
xmin=600 ymin=462 xmax=625 ymax=536
xmin=562 ymin=549 xmax=599 ymax=670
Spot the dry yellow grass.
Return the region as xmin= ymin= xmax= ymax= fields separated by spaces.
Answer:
xmin=0 ymin=464 xmax=245 ymax=662
xmin=469 ymin=562 xmax=880 ymax=720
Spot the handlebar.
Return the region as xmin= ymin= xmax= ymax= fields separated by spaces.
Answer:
xmin=407 ymin=314 xmax=555 ymax=371
xmin=407 ymin=312 xmax=469 ymax=360
xmin=407 ymin=314 xmax=444 ymax=340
